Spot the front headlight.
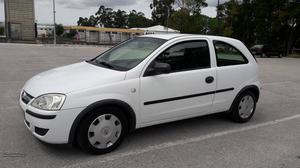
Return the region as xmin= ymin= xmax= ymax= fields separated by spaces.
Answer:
xmin=31 ymin=94 xmax=66 ymax=111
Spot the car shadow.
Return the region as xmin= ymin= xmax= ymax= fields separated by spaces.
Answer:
xmin=37 ymin=112 xmax=229 ymax=155
xmin=36 ymin=111 xmax=254 ymax=160
xmin=123 ymin=112 xmax=230 ymax=145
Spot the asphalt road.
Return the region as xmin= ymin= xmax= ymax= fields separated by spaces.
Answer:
xmin=0 ymin=43 xmax=300 ymax=168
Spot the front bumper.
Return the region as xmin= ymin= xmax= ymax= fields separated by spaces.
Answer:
xmin=19 ymin=96 xmax=85 ymax=144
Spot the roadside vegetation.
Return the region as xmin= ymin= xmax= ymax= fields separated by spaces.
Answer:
xmin=74 ymin=0 xmax=299 ymax=55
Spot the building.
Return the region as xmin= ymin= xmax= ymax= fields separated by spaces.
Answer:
xmin=132 ymin=25 xmax=180 ymax=34
xmin=64 ymin=26 xmax=144 ymax=44
xmin=37 ymin=24 xmax=54 ymax=38
xmin=4 ymin=0 xmax=36 ymax=41
xmin=61 ymin=25 xmax=180 ymax=44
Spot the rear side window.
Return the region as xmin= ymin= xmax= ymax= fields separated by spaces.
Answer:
xmin=155 ymin=40 xmax=210 ymax=72
xmin=214 ymin=41 xmax=248 ymax=66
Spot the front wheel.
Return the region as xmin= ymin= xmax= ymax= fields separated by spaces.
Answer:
xmin=76 ymin=107 xmax=127 ymax=154
xmin=229 ymin=91 xmax=257 ymax=123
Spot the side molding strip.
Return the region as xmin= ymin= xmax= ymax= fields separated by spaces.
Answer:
xmin=144 ymin=88 xmax=234 ymax=105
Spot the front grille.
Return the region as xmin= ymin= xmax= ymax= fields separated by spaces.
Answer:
xmin=21 ymin=91 xmax=34 ymax=104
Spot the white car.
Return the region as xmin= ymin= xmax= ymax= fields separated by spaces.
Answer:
xmin=20 ymin=34 xmax=260 ymax=154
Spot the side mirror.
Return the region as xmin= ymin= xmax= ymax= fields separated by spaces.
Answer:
xmin=145 ymin=61 xmax=171 ymax=76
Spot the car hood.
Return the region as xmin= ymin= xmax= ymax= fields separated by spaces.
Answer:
xmin=23 ymin=62 xmax=126 ymax=97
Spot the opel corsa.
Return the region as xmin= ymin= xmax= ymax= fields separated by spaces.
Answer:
xmin=20 ymin=34 xmax=261 ymax=154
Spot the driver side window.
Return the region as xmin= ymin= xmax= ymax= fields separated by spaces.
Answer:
xmin=149 ymin=40 xmax=211 ymax=74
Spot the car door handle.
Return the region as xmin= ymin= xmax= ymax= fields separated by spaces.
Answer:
xmin=205 ymin=76 xmax=214 ymax=84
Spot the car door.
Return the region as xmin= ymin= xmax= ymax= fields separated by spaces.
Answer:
xmin=212 ymin=40 xmax=252 ymax=113
xmin=139 ymin=40 xmax=217 ymax=125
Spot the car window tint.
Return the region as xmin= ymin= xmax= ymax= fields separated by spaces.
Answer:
xmin=214 ymin=41 xmax=248 ymax=66
xmin=94 ymin=37 xmax=166 ymax=71
xmin=154 ymin=40 xmax=210 ymax=73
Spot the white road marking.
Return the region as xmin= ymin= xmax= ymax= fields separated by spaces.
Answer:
xmin=63 ymin=114 xmax=300 ymax=168
xmin=262 ymin=81 xmax=294 ymax=86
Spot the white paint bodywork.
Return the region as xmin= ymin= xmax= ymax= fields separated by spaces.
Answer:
xmin=20 ymin=34 xmax=260 ymax=144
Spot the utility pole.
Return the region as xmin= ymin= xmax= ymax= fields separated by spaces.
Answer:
xmin=53 ymin=0 xmax=56 ymax=44
xmin=4 ymin=0 xmax=8 ymax=39
xmin=217 ymin=0 xmax=220 ymax=35
xmin=166 ymin=6 xmax=170 ymax=34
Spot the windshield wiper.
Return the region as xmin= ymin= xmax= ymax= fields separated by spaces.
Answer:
xmin=96 ymin=60 xmax=115 ymax=69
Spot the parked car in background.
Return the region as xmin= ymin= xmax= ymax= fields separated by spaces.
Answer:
xmin=20 ymin=34 xmax=260 ymax=154
xmin=250 ymin=44 xmax=283 ymax=58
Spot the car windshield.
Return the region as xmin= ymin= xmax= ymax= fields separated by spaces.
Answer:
xmin=90 ymin=37 xmax=166 ymax=71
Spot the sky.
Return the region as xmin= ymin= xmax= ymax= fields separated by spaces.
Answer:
xmin=0 ymin=0 xmax=228 ymax=25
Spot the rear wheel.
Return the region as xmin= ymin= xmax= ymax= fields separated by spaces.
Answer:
xmin=76 ymin=107 xmax=127 ymax=154
xmin=229 ymin=91 xmax=256 ymax=123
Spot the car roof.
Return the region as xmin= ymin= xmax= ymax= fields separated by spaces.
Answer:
xmin=140 ymin=34 xmax=239 ymax=42
xmin=140 ymin=34 xmax=186 ymax=40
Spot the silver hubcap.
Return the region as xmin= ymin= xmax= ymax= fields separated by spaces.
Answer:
xmin=88 ymin=114 xmax=122 ymax=149
xmin=238 ymin=95 xmax=254 ymax=119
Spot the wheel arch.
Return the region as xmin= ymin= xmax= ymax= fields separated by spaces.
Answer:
xmin=68 ymin=99 xmax=137 ymax=144
xmin=229 ymin=85 xmax=260 ymax=112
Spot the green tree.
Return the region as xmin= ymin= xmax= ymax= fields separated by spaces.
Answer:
xmin=55 ymin=24 xmax=64 ymax=36
xmin=150 ymin=0 xmax=174 ymax=26
xmin=113 ymin=9 xmax=128 ymax=28
xmin=166 ymin=0 xmax=209 ymax=34
xmin=169 ymin=9 xmax=205 ymax=33
xmin=77 ymin=5 xmax=154 ymax=29
xmin=150 ymin=0 xmax=207 ymax=29
xmin=77 ymin=16 xmax=97 ymax=26
xmin=218 ymin=0 xmax=300 ymax=53
xmin=276 ymin=0 xmax=300 ymax=54
xmin=95 ymin=5 xmax=114 ymax=27
xmin=128 ymin=10 xmax=154 ymax=28
xmin=218 ymin=0 xmax=255 ymax=45
xmin=169 ymin=9 xmax=217 ymax=34
xmin=207 ymin=17 xmax=219 ymax=35
xmin=174 ymin=0 xmax=207 ymax=15
xmin=169 ymin=9 xmax=191 ymax=33
xmin=252 ymin=0 xmax=273 ymax=44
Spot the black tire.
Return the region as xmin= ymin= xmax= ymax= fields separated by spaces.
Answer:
xmin=229 ymin=91 xmax=257 ymax=123
xmin=76 ymin=106 xmax=128 ymax=155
